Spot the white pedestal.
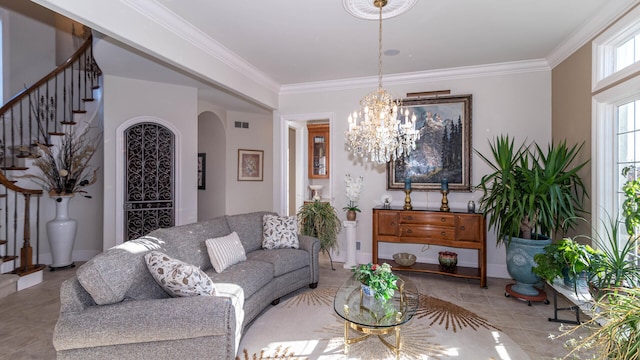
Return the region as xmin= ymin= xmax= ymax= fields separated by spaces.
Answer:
xmin=343 ymin=220 xmax=358 ymax=269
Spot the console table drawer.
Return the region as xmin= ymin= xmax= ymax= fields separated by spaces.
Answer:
xmin=400 ymin=213 xmax=455 ymax=226
xmin=399 ymin=225 xmax=454 ymax=240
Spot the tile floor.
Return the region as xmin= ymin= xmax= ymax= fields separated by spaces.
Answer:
xmin=0 ymin=255 xmax=590 ymax=359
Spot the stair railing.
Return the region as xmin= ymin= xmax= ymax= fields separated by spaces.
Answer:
xmin=0 ymin=35 xmax=101 ymax=170
xmin=0 ymin=35 xmax=101 ymax=274
xmin=0 ymin=171 xmax=43 ymax=275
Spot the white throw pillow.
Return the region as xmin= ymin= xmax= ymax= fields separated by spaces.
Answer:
xmin=205 ymin=232 xmax=247 ymax=273
xmin=262 ymin=214 xmax=299 ymax=249
xmin=144 ymin=251 xmax=216 ymax=297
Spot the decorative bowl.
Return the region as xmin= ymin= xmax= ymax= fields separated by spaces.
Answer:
xmin=393 ymin=252 xmax=417 ymax=267
xmin=438 ymin=251 xmax=458 ymax=272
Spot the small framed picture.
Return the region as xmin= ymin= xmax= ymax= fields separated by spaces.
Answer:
xmin=238 ymin=149 xmax=263 ymax=181
xmin=198 ymin=153 xmax=206 ymax=189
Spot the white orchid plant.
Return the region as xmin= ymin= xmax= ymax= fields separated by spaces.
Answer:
xmin=343 ymin=174 xmax=364 ymax=213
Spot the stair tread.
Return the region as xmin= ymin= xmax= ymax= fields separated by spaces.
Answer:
xmin=49 ymin=132 xmax=65 ymax=136
xmin=1 ymin=166 xmax=28 ymax=171
xmin=72 ymin=110 xmax=87 ymax=114
xmin=12 ymin=264 xmax=47 ymax=276
xmin=2 ymin=255 xmax=18 ymax=262
xmin=0 ymin=240 xmax=6 ymax=245
xmin=60 ymin=121 xmax=77 ymax=125
xmin=82 ymin=98 xmax=95 ymax=102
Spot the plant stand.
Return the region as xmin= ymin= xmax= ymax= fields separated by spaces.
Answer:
xmin=505 ymin=284 xmax=549 ymax=306
xmin=343 ymin=220 xmax=358 ymax=269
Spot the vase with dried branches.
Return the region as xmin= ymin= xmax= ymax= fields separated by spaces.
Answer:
xmin=19 ymin=126 xmax=100 ymax=270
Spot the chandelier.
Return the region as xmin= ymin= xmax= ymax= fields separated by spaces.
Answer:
xmin=345 ymin=0 xmax=421 ymax=165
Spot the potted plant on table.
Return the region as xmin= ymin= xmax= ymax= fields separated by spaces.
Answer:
xmin=550 ymin=166 xmax=640 ymax=359
xmin=297 ymin=200 xmax=342 ymax=270
xmin=475 ymin=135 xmax=589 ymax=299
xmin=532 ymin=237 xmax=599 ymax=290
xmin=352 ymin=262 xmax=399 ymax=301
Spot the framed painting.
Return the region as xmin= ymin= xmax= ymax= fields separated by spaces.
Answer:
xmin=387 ymin=94 xmax=472 ymax=191
xmin=197 ymin=153 xmax=206 ymax=190
xmin=238 ymin=149 xmax=264 ymax=181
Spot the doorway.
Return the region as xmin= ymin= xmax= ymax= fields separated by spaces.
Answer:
xmin=283 ymin=113 xmax=334 ymax=216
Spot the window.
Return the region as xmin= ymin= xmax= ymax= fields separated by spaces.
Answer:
xmin=593 ymin=6 xmax=640 ymax=91
xmin=616 ymin=100 xmax=640 ymax=262
xmin=616 ymin=34 xmax=640 ymax=71
xmin=593 ymin=6 xmax=640 ymax=262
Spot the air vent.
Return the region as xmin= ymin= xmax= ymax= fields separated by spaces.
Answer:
xmin=234 ymin=121 xmax=250 ymax=129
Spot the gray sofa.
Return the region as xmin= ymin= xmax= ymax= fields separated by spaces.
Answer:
xmin=53 ymin=211 xmax=320 ymax=359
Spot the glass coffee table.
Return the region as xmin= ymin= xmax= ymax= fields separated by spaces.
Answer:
xmin=333 ymin=275 xmax=419 ymax=359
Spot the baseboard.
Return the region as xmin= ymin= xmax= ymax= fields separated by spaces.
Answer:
xmin=38 ymin=249 xmax=101 ymax=266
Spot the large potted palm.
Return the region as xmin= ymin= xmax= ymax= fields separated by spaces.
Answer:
xmin=475 ymin=135 xmax=588 ymax=299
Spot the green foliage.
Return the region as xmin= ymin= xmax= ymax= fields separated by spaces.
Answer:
xmin=297 ymin=200 xmax=342 ymax=254
xmin=475 ymin=135 xmax=588 ymax=245
xmin=558 ymin=287 xmax=640 ymax=359
xmin=352 ymin=263 xmax=399 ymax=301
xmin=585 ymin=213 xmax=640 ymax=293
xmin=532 ymin=237 xmax=599 ymax=286
xmin=622 ymin=165 xmax=640 ymax=236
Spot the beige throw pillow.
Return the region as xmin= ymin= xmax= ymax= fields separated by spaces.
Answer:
xmin=205 ymin=231 xmax=247 ymax=273
xmin=144 ymin=251 xmax=216 ymax=297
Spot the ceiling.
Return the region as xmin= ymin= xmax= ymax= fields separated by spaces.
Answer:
xmin=37 ymin=0 xmax=637 ymax=112
xmin=154 ymin=0 xmax=615 ymax=86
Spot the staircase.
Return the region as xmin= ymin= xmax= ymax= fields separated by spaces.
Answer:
xmin=0 ymin=35 xmax=101 ymax=296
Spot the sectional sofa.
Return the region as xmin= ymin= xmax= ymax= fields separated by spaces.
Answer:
xmin=52 ymin=211 xmax=320 ymax=359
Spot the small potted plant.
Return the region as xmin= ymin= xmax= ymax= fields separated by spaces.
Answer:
xmin=532 ymin=237 xmax=599 ymax=290
xmin=585 ymin=214 xmax=640 ymax=299
xmin=352 ymin=262 xmax=398 ymax=301
xmin=343 ymin=174 xmax=363 ymax=221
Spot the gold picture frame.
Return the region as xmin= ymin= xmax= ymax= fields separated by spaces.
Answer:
xmin=387 ymin=94 xmax=472 ymax=191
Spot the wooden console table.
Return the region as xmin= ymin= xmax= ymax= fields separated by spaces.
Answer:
xmin=372 ymin=208 xmax=487 ymax=288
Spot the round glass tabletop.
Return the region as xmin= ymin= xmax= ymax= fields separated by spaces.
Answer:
xmin=333 ymin=274 xmax=420 ymax=329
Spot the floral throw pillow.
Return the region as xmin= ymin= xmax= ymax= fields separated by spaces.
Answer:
xmin=144 ymin=251 xmax=216 ymax=297
xmin=262 ymin=214 xmax=299 ymax=249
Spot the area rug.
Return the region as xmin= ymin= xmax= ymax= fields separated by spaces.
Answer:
xmin=237 ymin=287 xmax=530 ymax=360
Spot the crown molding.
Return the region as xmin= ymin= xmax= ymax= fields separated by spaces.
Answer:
xmin=280 ymin=59 xmax=550 ymax=95
xmin=546 ymin=0 xmax=640 ymax=69
xmin=122 ymin=0 xmax=281 ymax=94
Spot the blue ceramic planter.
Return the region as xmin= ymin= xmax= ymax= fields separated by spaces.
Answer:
xmin=506 ymin=236 xmax=551 ymax=296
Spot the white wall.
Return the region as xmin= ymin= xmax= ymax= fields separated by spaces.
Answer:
xmin=275 ymin=67 xmax=552 ymax=278
xmin=226 ymin=111 xmax=273 ymax=215
xmin=1 ymin=0 xmax=56 ymax=102
xmin=197 ymin=110 xmax=226 ymax=220
xmin=102 ymin=75 xmax=198 ymax=250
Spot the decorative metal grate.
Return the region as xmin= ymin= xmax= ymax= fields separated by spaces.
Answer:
xmin=124 ymin=123 xmax=174 ymax=240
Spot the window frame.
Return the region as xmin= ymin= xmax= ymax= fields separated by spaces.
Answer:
xmin=593 ymin=5 xmax=640 ymax=93
xmin=592 ymin=5 xmax=640 ymax=256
